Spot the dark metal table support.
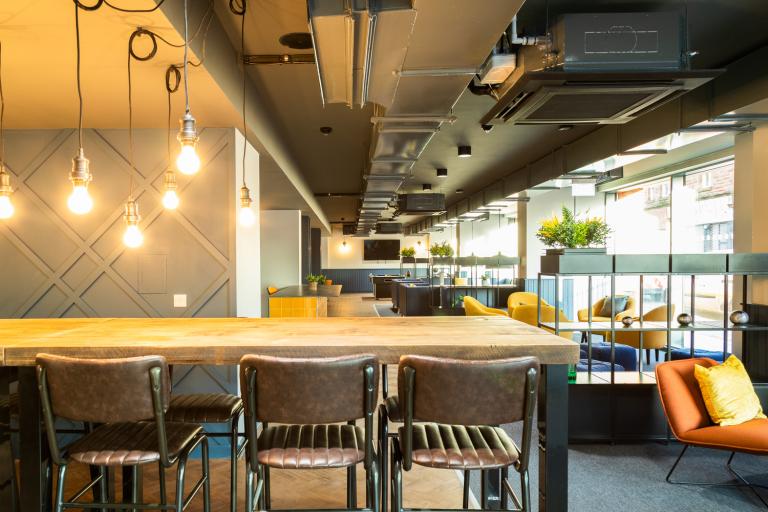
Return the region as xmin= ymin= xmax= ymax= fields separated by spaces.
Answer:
xmin=539 ymin=364 xmax=568 ymax=512
xmin=0 ymin=367 xmax=15 ymax=511
xmin=19 ymin=366 xmax=51 ymax=512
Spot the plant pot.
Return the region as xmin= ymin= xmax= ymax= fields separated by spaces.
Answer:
xmin=325 ymin=280 xmax=333 ymax=286
xmin=545 ymin=247 xmax=607 ymax=255
xmin=541 ymin=249 xmax=613 ymax=275
xmin=401 ymin=256 xmax=416 ymax=263
xmin=307 ymin=282 xmax=318 ymax=291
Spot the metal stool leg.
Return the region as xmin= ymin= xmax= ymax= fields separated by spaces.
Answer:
xmin=463 ymin=470 xmax=470 ymax=509
xmin=230 ymin=412 xmax=241 ymax=512
xmin=158 ymin=462 xmax=167 ymax=505
xmin=131 ymin=466 xmax=140 ymax=512
xmin=175 ymin=454 xmax=188 ymax=512
xmin=347 ymin=465 xmax=357 ymax=508
xmin=202 ymin=436 xmax=211 ymax=512
xmin=245 ymin=466 xmax=254 ymax=512
xmin=378 ymin=407 xmax=389 ymax=512
xmin=54 ymin=464 xmax=67 ymax=512
xmin=500 ymin=468 xmax=508 ymax=510
xmin=264 ymin=466 xmax=271 ymax=509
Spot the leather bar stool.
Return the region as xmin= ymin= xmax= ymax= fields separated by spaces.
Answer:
xmin=391 ymin=355 xmax=539 ymax=512
xmin=165 ymin=392 xmax=244 ymax=512
xmin=378 ymin=366 xmax=472 ymax=512
xmin=36 ymin=354 xmax=211 ymax=512
xmin=240 ymin=354 xmax=380 ymax=512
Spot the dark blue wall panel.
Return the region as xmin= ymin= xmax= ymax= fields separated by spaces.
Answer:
xmin=322 ymin=269 xmax=402 ymax=293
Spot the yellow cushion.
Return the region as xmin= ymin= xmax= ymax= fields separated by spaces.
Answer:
xmin=694 ymin=355 xmax=766 ymax=426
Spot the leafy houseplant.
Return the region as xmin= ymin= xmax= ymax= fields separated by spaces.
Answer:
xmin=400 ymin=247 xmax=416 ymax=259
xmin=305 ymin=273 xmax=325 ymax=291
xmin=429 ymin=241 xmax=454 ymax=258
xmin=536 ymin=206 xmax=611 ymax=251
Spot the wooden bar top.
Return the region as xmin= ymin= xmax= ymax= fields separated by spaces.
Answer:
xmin=0 ymin=317 xmax=579 ymax=366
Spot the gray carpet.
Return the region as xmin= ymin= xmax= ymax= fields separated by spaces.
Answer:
xmin=464 ymin=421 xmax=768 ymax=511
xmin=374 ymin=304 xmax=398 ymax=317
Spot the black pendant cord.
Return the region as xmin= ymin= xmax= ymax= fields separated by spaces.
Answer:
xmin=75 ymin=1 xmax=84 ymax=150
xmin=183 ymin=0 xmax=190 ymax=115
xmin=127 ymin=39 xmax=136 ymax=199
xmin=240 ymin=0 xmax=247 ymax=187
xmin=0 ymin=42 xmax=5 ymax=165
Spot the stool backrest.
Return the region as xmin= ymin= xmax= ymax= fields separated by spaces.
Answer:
xmin=240 ymin=354 xmax=378 ymax=424
xmin=398 ymin=355 xmax=539 ymax=426
xmin=36 ymin=353 xmax=170 ymax=423
xmin=656 ymin=357 xmax=716 ymax=437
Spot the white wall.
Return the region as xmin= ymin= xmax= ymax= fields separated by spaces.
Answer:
xmin=322 ymin=229 xmax=428 ymax=269
xmin=235 ymin=130 xmax=261 ymax=318
xmin=524 ymin=189 xmax=606 ymax=278
xmin=458 ymin=214 xmax=518 ymax=257
xmin=260 ymin=210 xmax=302 ymax=314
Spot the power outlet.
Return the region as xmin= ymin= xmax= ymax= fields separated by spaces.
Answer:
xmin=173 ymin=294 xmax=187 ymax=308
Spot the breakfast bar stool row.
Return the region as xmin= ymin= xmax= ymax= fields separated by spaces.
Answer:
xmin=31 ymin=352 xmax=538 ymax=512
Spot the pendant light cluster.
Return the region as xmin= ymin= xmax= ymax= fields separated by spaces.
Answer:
xmin=63 ymin=1 xmax=208 ymax=249
xmin=0 ymin=42 xmax=13 ymax=220
xmin=69 ymin=3 xmax=93 ymax=215
xmin=237 ymin=0 xmax=255 ymax=228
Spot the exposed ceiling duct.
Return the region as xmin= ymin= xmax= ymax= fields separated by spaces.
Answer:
xmin=307 ymin=0 xmax=415 ymax=107
xmin=481 ymin=12 xmax=723 ymax=126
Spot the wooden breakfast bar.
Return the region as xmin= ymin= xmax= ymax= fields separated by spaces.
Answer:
xmin=0 ymin=316 xmax=579 ymax=512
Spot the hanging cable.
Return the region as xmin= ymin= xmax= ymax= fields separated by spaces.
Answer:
xmin=0 ymin=42 xmax=5 ymax=164
xmin=241 ymin=0 xmax=247 ymax=186
xmin=75 ymin=2 xmax=84 ymax=149
xmin=182 ymin=0 xmax=190 ymax=114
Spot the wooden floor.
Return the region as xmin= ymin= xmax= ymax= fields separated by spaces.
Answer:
xmin=51 ymin=294 xmax=472 ymax=510
xmin=59 ymin=456 xmax=468 ymax=511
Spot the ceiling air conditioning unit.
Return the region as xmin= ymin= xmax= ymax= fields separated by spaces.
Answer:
xmin=376 ymin=222 xmax=403 ymax=234
xmin=342 ymin=224 xmax=357 ymax=235
xmin=481 ymin=12 xmax=722 ymax=126
xmin=397 ymin=193 xmax=445 ymax=214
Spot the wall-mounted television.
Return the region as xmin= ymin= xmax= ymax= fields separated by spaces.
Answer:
xmin=363 ymin=239 xmax=400 ymax=261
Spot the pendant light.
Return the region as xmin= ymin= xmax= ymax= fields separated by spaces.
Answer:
xmin=123 ymin=32 xmax=143 ymax=248
xmin=176 ymin=0 xmax=200 ymax=175
xmin=237 ymin=1 xmax=255 ymax=227
xmin=68 ymin=4 xmax=93 ymax=215
xmin=0 ymin=43 xmax=14 ymax=220
xmin=163 ymin=68 xmax=180 ymax=210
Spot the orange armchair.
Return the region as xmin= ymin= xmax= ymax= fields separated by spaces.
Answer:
xmin=614 ymin=305 xmax=674 ymax=365
xmin=577 ymin=296 xmax=635 ymax=322
xmin=507 ymin=292 xmax=549 ymax=318
xmin=656 ymin=358 xmax=768 ymax=503
xmin=463 ymin=296 xmax=508 ymax=317
xmin=511 ymin=304 xmax=573 ymax=341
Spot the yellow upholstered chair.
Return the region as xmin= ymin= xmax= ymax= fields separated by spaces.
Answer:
xmin=614 ymin=304 xmax=675 ymax=365
xmin=511 ymin=304 xmax=573 ymax=340
xmin=507 ymin=292 xmax=549 ymax=318
xmin=463 ymin=296 xmax=508 ymax=317
xmin=578 ymin=296 xmax=636 ymax=322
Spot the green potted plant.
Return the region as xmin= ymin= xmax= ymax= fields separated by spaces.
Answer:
xmin=305 ymin=273 xmax=325 ymax=291
xmin=429 ymin=241 xmax=454 ymax=261
xmin=400 ymin=247 xmax=416 ymax=263
xmin=538 ymin=207 xmax=613 ymax=274
xmin=536 ymin=206 xmax=611 ymax=254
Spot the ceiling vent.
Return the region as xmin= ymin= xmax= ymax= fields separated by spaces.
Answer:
xmin=481 ymin=12 xmax=722 ymax=126
xmin=376 ymin=222 xmax=403 ymax=234
xmin=397 ymin=193 xmax=446 ymax=214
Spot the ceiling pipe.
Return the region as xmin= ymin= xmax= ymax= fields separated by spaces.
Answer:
xmin=507 ymin=15 xmax=548 ymax=46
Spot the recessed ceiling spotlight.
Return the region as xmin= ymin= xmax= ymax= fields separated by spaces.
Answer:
xmin=320 ymin=126 xmax=333 ymax=135
xmin=558 ymin=124 xmax=574 ymax=131
xmin=458 ymin=145 xmax=472 ymax=158
xmin=436 ymin=168 xmax=448 ymax=178
xmin=481 ymin=124 xmax=493 ymax=133
xmin=278 ymin=32 xmax=313 ymax=50
xmin=455 ymin=188 xmax=464 ymax=194
xmin=422 ymin=183 xmax=432 ymax=191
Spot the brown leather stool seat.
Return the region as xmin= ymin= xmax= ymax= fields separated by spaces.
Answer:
xmin=258 ymin=424 xmax=365 ymax=469
xmin=402 ymin=424 xmax=519 ymax=470
xmin=166 ymin=393 xmax=243 ymax=423
xmin=67 ymin=421 xmax=202 ymax=466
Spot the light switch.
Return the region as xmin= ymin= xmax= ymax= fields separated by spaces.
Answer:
xmin=173 ymin=294 xmax=187 ymax=308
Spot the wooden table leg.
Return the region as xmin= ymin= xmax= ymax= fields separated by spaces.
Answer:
xmin=538 ymin=364 xmax=568 ymax=512
xmin=0 ymin=367 xmax=17 ymax=512
xmin=19 ymin=366 xmax=51 ymax=512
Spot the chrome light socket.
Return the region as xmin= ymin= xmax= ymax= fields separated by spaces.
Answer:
xmin=177 ymin=112 xmax=199 ymax=146
xmin=123 ymin=199 xmax=141 ymax=225
xmin=0 ymin=166 xmax=12 ymax=195
xmin=163 ymin=169 xmax=178 ymax=191
xmin=70 ymin=148 xmax=92 ymax=187
xmin=240 ymin=185 xmax=252 ymax=208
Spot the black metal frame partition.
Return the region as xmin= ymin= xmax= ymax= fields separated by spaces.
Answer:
xmin=537 ymin=253 xmax=768 ymax=384
xmin=428 ymin=256 xmax=520 ymax=311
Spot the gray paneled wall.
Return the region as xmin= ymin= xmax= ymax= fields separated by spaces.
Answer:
xmin=0 ymin=127 xmax=242 ymax=456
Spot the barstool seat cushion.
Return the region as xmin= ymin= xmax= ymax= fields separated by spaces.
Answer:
xmin=66 ymin=421 xmax=203 ymax=466
xmin=401 ymin=423 xmax=519 ymax=469
xmin=384 ymin=396 xmax=402 ymax=422
xmin=166 ymin=393 xmax=243 ymax=423
xmin=257 ymin=424 xmax=365 ymax=469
